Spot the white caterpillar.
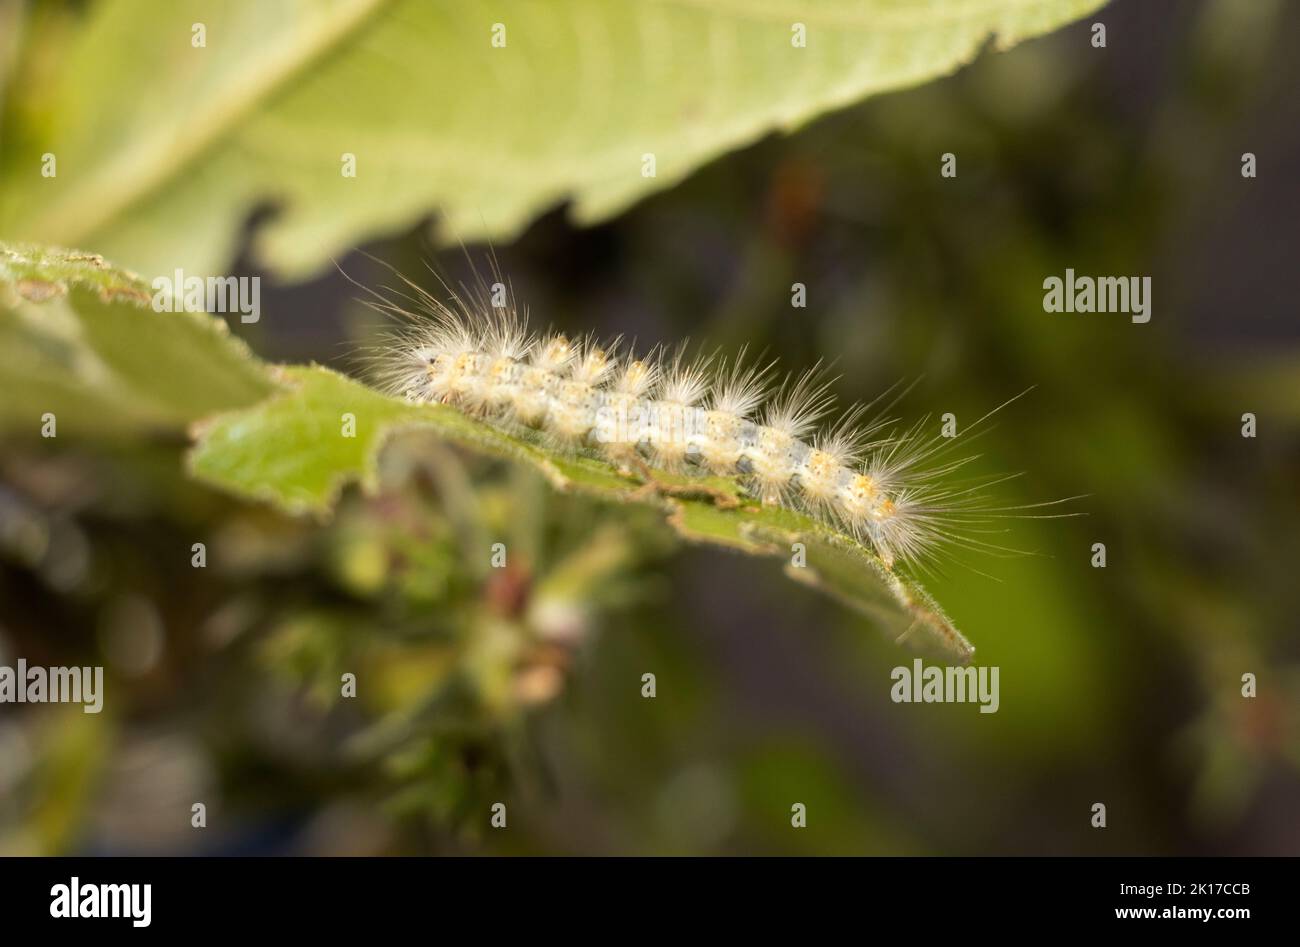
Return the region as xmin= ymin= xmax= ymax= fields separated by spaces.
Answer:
xmin=364 ymin=272 xmax=1059 ymax=572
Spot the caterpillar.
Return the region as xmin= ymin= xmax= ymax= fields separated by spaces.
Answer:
xmin=362 ymin=268 xmax=1065 ymax=574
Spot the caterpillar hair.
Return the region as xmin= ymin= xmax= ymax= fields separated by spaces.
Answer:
xmin=356 ymin=263 xmax=1074 ymax=574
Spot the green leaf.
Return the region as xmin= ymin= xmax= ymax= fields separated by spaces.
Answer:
xmin=0 ymin=242 xmax=275 ymax=436
xmin=1 ymin=0 xmax=1106 ymax=280
xmin=1 ymin=241 xmax=975 ymax=660
xmin=189 ymin=364 xmax=974 ymax=662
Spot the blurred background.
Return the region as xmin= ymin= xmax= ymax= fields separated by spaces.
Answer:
xmin=1 ymin=0 xmax=1298 ymax=854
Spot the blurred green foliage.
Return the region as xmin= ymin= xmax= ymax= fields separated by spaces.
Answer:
xmin=0 ymin=0 xmax=1103 ymax=279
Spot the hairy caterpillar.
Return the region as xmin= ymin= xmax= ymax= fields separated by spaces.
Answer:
xmin=361 ymin=267 xmax=1068 ymax=574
